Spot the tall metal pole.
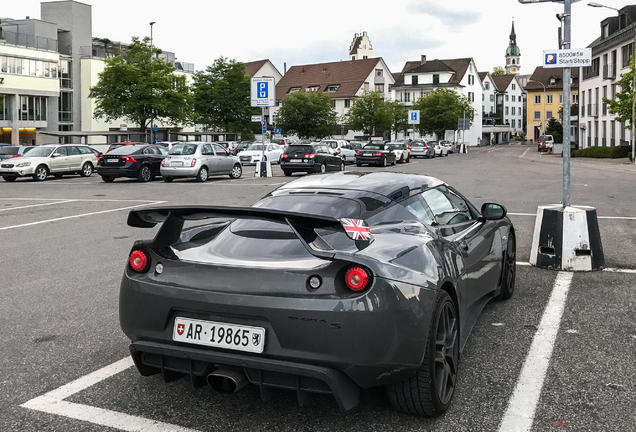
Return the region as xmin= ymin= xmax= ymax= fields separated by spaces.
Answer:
xmin=562 ymin=0 xmax=572 ymax=207
xmin=149 ymin=22 xmax=155 ymax=145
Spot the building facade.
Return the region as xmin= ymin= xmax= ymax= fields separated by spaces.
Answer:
xmin=579 ymin=4 xmax=636 ymax=149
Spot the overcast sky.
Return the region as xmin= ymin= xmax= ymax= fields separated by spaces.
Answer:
xmin=1 ymin=0 xmax=627 ymax=76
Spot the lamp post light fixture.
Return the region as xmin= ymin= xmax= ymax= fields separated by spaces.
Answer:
xmin=588 ymin=2 xmax=636 ymax=163
xmin=149 ymin=21 xmax=156 ymax=145
xmin=528 ymin=79 xmax=547 ymax=136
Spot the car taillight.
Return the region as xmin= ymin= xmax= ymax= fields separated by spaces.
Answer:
xmin=97 ymin=155 xmax=104 ymax=162
xmin=356 ymin=151 xmax=360 ymax=155
xmin=304 ymin=154 xmax=316 ymax=159
xmin=129 ymin=249 xmax=150 ymax=273
xmin=11 ymin=154 xmax=22 ymax=158
xmin=281 ymin=154 xmax=289 ymax=159
xmin=122 ymin=155 xmax=137 ymax=163
xmin=191 ymin=158 xmax=197 ymax=167
xmin=375 ymin=152 xmax=382 ymax=156
xmin=337 ymin=148 xmax=341 ymax=154
xmin=161 ymin=159 xmax=166 ymax=167
xmin=408 ymin=144 xmax=412 ymax=149
xmin=345 ymin=266 xmax=371 ymax=292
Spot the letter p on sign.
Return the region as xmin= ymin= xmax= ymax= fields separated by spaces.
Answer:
xmin=258 ymin=82 xmax=268 ymax=99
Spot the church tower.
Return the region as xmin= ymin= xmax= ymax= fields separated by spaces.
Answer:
xmin=349 ymin=31 xmax=373 ymax=61
xmin=505 ymin=20 xmax=521 ymax=74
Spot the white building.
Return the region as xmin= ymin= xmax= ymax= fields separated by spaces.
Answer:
xmin=390 ymin=56 xmax=483 ymax=145
xmin=579 ymin=4 xmax=636 ymax=149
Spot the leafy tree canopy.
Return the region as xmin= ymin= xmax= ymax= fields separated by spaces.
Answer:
xmin=276 ymin=91 xmax=338 ymax=139
xmin=345 ymin=91 xmax=392 ymax=138
xmin=385 ymin=100 xmax=409 ymax=140
xmin=604 ymin=56 xmax=634 ymax=129
xmin=492 ymin=67 xmax=506 ymax=76
xmin=411 ymin=88 xmax=475 ymax=139
xmin=192 ymin=57 xmax=259 ymax=135
xmin=88 ymin=37 xmax=193 ymax=134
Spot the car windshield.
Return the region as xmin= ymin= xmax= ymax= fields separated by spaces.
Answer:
xmin=108 ymin=145 xmax=145 ymax=155
xmin=23 ymin=147 xmax=54 ymax=157
xmin=429 ymin=141 xmax=438 ymax=146
xmin=387 ymin=144 xmax=402 ymax=150
xmin=169 ymin=144 xmax=198 ymax=155
xmin=247 ymin=144 xmax=266 ymax=151
xmin=364 ymin=144 xmax=384 ymax=150
xmin=399 ymin=139 xmax=410 ymax=145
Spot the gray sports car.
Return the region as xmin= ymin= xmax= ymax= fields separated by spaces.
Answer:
xmin=119 ymin=172 xmax=516 ymax=416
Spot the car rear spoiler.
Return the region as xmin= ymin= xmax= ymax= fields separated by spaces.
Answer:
xmin=127 ymin=206 xmax=371 ymax=258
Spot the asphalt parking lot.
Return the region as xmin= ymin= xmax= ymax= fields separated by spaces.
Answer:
xmin=1 ymin=145 xmax=634 ymax=432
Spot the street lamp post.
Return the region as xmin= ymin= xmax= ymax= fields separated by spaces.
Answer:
xmin=149 ymin=21 xmax=156 ymax=145
xmin=588 ymin=2 xmax=636 ymax=163
xmin=528 ymin=79 xmax=547 ymax=137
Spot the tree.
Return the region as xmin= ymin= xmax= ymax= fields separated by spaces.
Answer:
xmin=192 ymin=57 xmax=258 ymax=135
xmin=604 ymin=56 xmax=634 ymax=129
xmin=558 ymin=103 xmax=579 ymax=117
xmin=385 ymin=100 xmax=409 ymax=140
xmin=89 ymin=37 xmax=193 ymax=137
xmin=545 ymin=117 xmax=563 ymax=143
xmin=276 ymin=91 xmax=337 ymax=139
xmin=492 ymin=67 xmax=506 ymax=76
xmin=411 ymin=88 xmax=475 ymax=139
xmin=345 ymin=91 xmax=392 ymax=138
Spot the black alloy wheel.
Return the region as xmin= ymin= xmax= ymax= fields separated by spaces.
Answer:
xmin=283 ymin=171 xmax=292 ymax=177
xmin=138 ymin=165 xmax=152 ymax=182
xmin=101 ymin=176 xmax=115 ymax=183
xmin=356 ymin=161 xmax=362 ymax=167
xmin=496 ymin=233 xmax=516 ymax=300
xmin=387 ymin=290 xmax=459 ymax=416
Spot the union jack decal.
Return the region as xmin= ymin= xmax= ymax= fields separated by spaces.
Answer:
xmin=340 ymin=218 xmax=372 ymax=241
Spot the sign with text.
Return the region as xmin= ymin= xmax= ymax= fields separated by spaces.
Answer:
xmin=251 ymin=115 xmax=262 ymax=122
xmin=543 ymin=49 xmax=591 ymax=68
xmin=408 ymin=110 xmax=420 ymax=125
xmin=251 ymin=77 xmax=276 ymax=107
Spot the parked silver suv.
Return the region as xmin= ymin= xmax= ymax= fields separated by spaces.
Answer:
xmin=160 ymin=142 xmax=242 ymax=182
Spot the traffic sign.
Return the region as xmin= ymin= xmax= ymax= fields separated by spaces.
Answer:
xmin=152 ymin=125 xmax=158 ymax=132
xmin=251 ymin=115 xmax=262 ymax=122
xmin=458 ymin=118 xmax=470 ymax=130
xmin=274 ymin=128 xmax=281 ymax=135
xmin=408 ymin=110 xmax=420 ymax=125
xmin=543 ymin=49 xmax=591 ymax=68
xmin=262 ymin=120 xmax=267 ymax=134
xmin=251 ymin=77 xmax=276 ymax=107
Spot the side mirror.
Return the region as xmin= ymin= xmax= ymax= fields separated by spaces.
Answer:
xmin=481 ymin=203 xmax=507 ymax=220
xmin=52 ymin=153 xmax=60 ymax=158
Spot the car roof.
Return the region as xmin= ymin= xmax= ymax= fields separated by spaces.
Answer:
xmin=276 ymin=172 xmax=444 ymax=198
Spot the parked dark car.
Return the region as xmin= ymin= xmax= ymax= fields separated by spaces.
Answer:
xmin=97 ymin=144 xmax=168 ymax=182
xmin=280 ymin=143 xmax=345 ymax=176
xmin=0 ymin=145 xmax=35 ymax=160
xmin=355 ymin=142 xmax=397 ymax=167
xmin=119 ymin=171 xmax=515 ymax=416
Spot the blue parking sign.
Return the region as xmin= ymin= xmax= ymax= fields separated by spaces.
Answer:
xmin=411 ymin=112 xmax=417 ymax=121
xmin=258 ymin=82 xmax=268 ymax=99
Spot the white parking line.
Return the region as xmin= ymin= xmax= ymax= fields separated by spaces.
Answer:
xmin=498 ymin=272 xmax=574 ymax=432
xmin=0 ymin=201 xmax=166 ymax=231
xmin=21 ymin=357 xmax=199 ymax=432
xmin=0 ymin=199 xmax=76 ymax=212
xmin=520 ymin=148 xmax=529 ymax=158
xmin=508 ymin=212 xmax=636 ymax=220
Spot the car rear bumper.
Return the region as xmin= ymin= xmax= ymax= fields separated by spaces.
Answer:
xmin=97 ymin=165 xmax=138 ymax=178
xmin=160 ymin=166 xmax=199 ymax=177
xmin=356 ymin=156 xmax=383 ymax=164
xmin=280 ymin=161 xmax=317 ymax=172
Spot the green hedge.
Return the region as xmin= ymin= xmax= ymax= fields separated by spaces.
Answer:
xmin=571 ymin=146 xmax=632 ymax=159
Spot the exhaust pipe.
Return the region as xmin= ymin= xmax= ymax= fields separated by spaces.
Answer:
xmin=206 ymin=366 xmax=248 ymax=394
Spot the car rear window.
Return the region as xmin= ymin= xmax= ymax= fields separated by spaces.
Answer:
xmin=285 ymin=145 xmax=314 ymax=154
xmin=539 ymin=135 xmax=552 ymax=141
xmin=169 ymin=144 xmax=198 ymax=155
xmin=411 ymin=142 xmax=425 ymax=148
xmin=108 ymin=145 xmax=145 ymax=155
xmin=364 ymin=144 xmax=384 ymax=150
xmin=0 ymin=147 xmax=19 ymax=155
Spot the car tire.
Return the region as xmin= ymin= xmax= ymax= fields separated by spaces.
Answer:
xmin=391 ymin=157 xmax=396 ymax=166
xmin=101 ymin=175 xmax=115 ymax=183
xmin=495 ymin=233 xmax=516 ymax=300
xmin=399 ymin=155 xmax=404 ymax=164
xmin=138 ymin=165 xmax=152 ymax=182
xmin=163 ymin=176 xmax=173 ymax=183
xmin=319 ymin=163 xmax=326 ymax=173
xmin=356 ymin=162 xmax=362 ymax=167
xmin=538 ymin=146 xmax=541 ymax=152
xmin=80 ymin=162 xmax=93 ymax=177
xmin=283 ymin=171 xmax=292 ymax=177
xmin=387 ymin=290 xmax=458 ymax=417
xmin=3 ymin=176 xmax=16 ymax=182
xmin=33 ymin=165 xmax=49 ymax=181
xmin=381 ymin=157 xmax=387 ymax=167
xmin=406 ymin=155 xmax=410 ymax=163
xmin=340 ymin=161 xmax=345 ymax=171
xmin=229 ymin=163 xmax=242 ymax=179
xmin=196 ymin=166 xmax=208 ymax=182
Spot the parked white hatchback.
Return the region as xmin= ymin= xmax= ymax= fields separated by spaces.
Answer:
xmin=238 ymin=143 xmax=284 ymax=165
xmin=322 ymin=139 xmax=356 ymax=164
xmin=386 ymin=142 xmax=411 ymax=163
xmin=160 ymin=142 xmax=242 ymax=182
xmin=0 ymin=144 xmax=99 ymax=182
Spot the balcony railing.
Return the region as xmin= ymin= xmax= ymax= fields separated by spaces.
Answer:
xmin=0 ymin=29 xmax=58 ymax=52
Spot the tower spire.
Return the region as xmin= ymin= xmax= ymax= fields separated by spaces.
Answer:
xmin=505 ymin=18 xmax=521 ymax=74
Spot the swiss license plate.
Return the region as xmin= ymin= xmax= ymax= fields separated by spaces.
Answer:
xmin=106 ymin=159 xmax=118 ymax=163
xmin=171 ymin=161 xmax=184 ymax=167
xmin=173 ymin=317 xmax=265 ymax=353
xmin=364 ymin=153 xmax=372 ymax=156
xmin=290 ymin=159 xmax=302 ymax=163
